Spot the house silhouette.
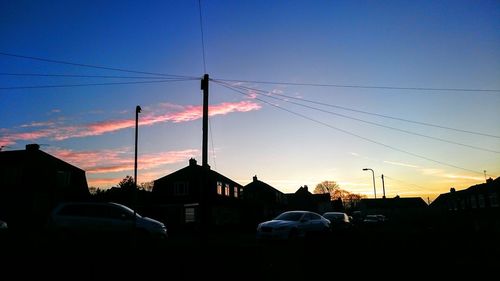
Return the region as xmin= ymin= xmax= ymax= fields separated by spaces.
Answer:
xmin=152 ymin=158 xmax=244 ymax=229
xmin=430 ymin=177 xmax=500 ymax=233
xmin=0 ymin=144 xmax=89 ymax=230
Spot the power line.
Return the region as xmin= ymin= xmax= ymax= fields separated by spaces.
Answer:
xmin=0 ymin=78 xmax=196 ymax=90
xmin=214 ymin=81 xmax=486 ymax=176
xmin=0 ymin=72 xmax=179 ymax=79
xmin=213 ymin=77 xmax=500 ymax=93
xmin=382 ymin=175 xmax=440 ymax=194
xmin=198 ymin=0 xmax=207 ymax=73
xmin=216 ymin=81 xmax=500 ymax=139
xmin=223 ymin=82 xmax=500 ymax=154
xmin=0 ymin=51 xmax=197 ymax=79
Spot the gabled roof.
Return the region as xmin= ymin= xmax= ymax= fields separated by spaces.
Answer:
xmin=244 ymin=176 xmax=284 ymax=195
xmin=430 ymin=177 xmax=500 ymax=207
xmin=153 ymin=158 xmax=242 ymax=187
xmin=0 ymin=146 xmax=85 ymax=172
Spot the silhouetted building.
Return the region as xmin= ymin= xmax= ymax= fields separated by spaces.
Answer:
xmin=0 ymin=144 xmax=89 ymax=230
xmin=357 ymin=197 xmax=428 ymax=229
xmin=243 ymin=175 xmax=287 ymax=225
xmin=286 ymin=185 xmax=331 ymax=213
xmin=430 ymin=177 xmax=500 ymax=232
xmin=152 ymin=158 xmax=243 ymax=229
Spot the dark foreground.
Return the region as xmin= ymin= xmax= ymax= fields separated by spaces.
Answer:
xmin=1 ymin=227 xmax=498 ymax=280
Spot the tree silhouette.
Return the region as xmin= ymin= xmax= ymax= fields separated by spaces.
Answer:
xmin=118 ymin=175 xmax=136 ymax=191
xmin=314 ymin=180 xmax=366 ymax=203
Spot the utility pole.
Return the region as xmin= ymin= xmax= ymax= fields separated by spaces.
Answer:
xmin=201 ymin=74 xmax=209 ymax=167
xmin=200 ymin=74 xmax=209 ymax=234
xmin=381 ymin=174 xmax=386 ymax=199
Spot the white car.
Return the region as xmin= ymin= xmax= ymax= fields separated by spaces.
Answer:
xmin=47 ymin=202 xmax=167 ymax=240
xmin=256 ymin=211 xmax=330 ymax=240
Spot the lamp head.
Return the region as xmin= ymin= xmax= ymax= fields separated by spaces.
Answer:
xmin=363 ymin=168 xmax=368 ymax=171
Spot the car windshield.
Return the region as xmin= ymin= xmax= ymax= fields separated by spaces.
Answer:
xmin=324 ymin=213 xmax=343 ymax=220
xmin=274 ymin=212 xmax=303 ymax=221
xmin=113 ymin=204 xmax=142 ymax=218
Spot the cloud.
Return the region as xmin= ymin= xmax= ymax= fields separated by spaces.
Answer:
xmin=20 ymin=121 xmax=56 ymax=128
xmin=442 ymin=174 xmax=484 ymax=181
xmin=87 ymin=177 xmax=123 ymax=187
xmin=1 ymin=100 xmax=261 ymax=144
xmin=383 ymin=161 xmax=419 ymax=168
xmin=49 ymin=147 xmax=198 ymax=174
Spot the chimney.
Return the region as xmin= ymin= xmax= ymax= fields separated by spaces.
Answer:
xmin=26 ymin=144 xmax=40 ymax=151
xmin=253 ymin=175 xmax=258 ymax=182
xmin=189 ymin=158 xmax=197 ymax=167
xmin=450 ymin=187 xmax=456 ymax=193
xmin=304 ymin=185 xmax=308 ymax=192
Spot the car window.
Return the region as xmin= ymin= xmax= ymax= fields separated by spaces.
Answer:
xmin=275 ymin=212 xmax=303 ymax=221
xmin=309 ymin=213 xmax=321 ymax=220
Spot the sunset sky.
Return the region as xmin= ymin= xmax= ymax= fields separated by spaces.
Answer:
xmin=1 ymin=0 xmax=499 ymax=201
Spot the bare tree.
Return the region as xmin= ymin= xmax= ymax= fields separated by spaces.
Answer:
xmin=314 ymin=181 xmax=341 ymax=200
xmin=314 ymin=180 xmax=366 ymax=204
xmin=118 ymin=175 xmax=135 ymax=190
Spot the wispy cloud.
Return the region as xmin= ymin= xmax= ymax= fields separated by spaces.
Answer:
xmin=20 ymin=121 xmax=56 ymax=128
xmin=49 ymin=147 xmax=198 ymax=175
xmin=383 ymin=160 xmax=419 ymax=168
xmin=87 ymin=177 xmax=123 ymax=187
xmin=1 ymin=100 xmax=261 ymax=144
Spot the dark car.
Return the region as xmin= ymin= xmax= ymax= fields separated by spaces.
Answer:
xmin=322 ymin=212 xmax=352 ymax=232
xmin=47 ymin=202 xmax=167 ymax=242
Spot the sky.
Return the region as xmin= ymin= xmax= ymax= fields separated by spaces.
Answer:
xmin=1 ymin=0 xmax=499 ymax=201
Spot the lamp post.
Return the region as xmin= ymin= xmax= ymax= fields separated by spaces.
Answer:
xmin=363 ymin=168 xmax=377 ymax=198
xmin=134 ymin=105 xmax=141 ymax=218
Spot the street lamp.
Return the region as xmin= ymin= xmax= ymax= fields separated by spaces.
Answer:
xmin=363 ymin=168 xmax=377 ymax=198
xmin=134 ymin=105 xmax=141 ymax=217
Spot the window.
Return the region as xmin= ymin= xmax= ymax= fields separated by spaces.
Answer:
xmin=174 ymin=182 xmax=189 ymax=196
xmin=224 ymin=184 xmax=230 ymax=196
xmin=217 ymin=181 xmax=223 ymax=195
xmin=478 ymin=194 xmax=485 ymax=208
xmin=470 ymin=195 xmax=477 ymax=209
xmin=185 ymin=207 xmax=195 ymax=223
xmin=489 ymin=193 xmax=498 ymax=207
xmin=56 ymin=170 xmax=71 ymax=188
xmin=234 ymin=187 xmax=238 ymax=198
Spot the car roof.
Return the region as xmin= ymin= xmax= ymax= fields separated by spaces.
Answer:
xmin=323 ymin=212 xmax=346 ymax=215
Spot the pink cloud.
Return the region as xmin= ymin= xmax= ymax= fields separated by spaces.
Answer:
xmin=2 ymin=100 xmax=261 ymax=144
xmin=49 ymin=147 xmax=198 ymax=174
xmin=88 ymin=177 xmax=123 ymax=187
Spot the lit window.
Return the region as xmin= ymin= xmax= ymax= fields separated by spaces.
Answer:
xmin=234 ymin=187 xmax=238 ymax=198
xmin=217 ymin=181 xmax=223 ymax=195
xmin=225 ymin=184 xmax=230 ymax=196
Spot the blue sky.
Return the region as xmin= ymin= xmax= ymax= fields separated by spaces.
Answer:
xmin=1 ymin=0 xmax=499 ymax=200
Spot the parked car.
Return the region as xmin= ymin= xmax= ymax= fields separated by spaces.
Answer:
xmin=0 ymin=219 xmax=7 ymax=230
xmin=47 ymin=202 xmax=167 ymax=241
xmin=322 ymin=212 xmax=352 ymax=231
xmin=363 ymin=214 xmax=387 ymax=225
xmin=256 ymin=210 xmax=330 ymax=240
